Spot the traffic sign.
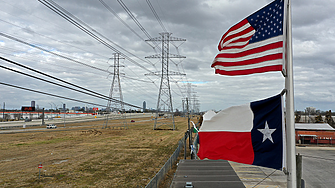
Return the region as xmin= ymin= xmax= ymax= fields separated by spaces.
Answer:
xmin=38 ymin=164 xmax=43 ymax=168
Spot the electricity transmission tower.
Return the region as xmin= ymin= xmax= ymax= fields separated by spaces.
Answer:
xmin=104 ymin=53 xmax=126 ymax=129
xmin=182 ymin=83 xmax=198 ymax=114
xmin=146 ymin=32 xmax=186 ymax=130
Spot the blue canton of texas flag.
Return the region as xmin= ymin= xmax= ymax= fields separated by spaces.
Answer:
xmin=250 ymin=94 xmax=286 ymax=169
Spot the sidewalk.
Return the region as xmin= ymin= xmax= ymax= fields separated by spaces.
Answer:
xmin=229 ymin=161 xmax=287 ymax=188
xmin=170 ymin=160 xmax=287 ymax=188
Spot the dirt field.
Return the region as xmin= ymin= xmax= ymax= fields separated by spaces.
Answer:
xmin=0 ymin=116 xmax=197 ymax=187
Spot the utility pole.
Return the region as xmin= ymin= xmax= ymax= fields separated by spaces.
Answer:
xmin=42 ymin=108 xmax=45 ymax=125
xmin=2 ymin=102 xmax=6 ymax=121
xmin=104 ymin=53 xmax=126 ymax=129
xmin=187 ymin=98 xmax=191 ymax=149
xmin=61 ymin=103 xmax=66 ymax=128
xmin=2 ymin=102 xmax=5 ymax=121
xmin=145 ymin=32 xmax=186 ymax=130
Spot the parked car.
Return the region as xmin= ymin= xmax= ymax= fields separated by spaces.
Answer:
xmin=46 ymin=124 xmax=57 ymax=129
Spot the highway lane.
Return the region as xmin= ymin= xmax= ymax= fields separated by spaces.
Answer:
xmin=0 ymin=113 xmax=156 ymax=134
xmin=296 ymin=146 xmax=335 ymax=188
xmin=0 ymin=113 xmax=155 ymax=129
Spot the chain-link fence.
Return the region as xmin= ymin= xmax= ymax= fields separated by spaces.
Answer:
xmin=145 ymin=134 xmax=186 ymax=188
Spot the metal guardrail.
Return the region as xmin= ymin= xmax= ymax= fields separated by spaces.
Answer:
xmin=145 ymin=134 xmax=186 ymax=188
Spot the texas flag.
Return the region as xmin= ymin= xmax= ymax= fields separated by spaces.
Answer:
xmin=197 ymin=94 xmax=286 ymax=170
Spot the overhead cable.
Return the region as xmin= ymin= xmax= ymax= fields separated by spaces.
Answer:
xmin=116 ymin=0 xmax=162 ymax=51
xmin=117 ymin=0 xmax=153 ymax=40
xmin=0 ymin=32 xmax=110 ymax=74
xmin=146 ymin=0 xmax=167 ymax=32
xmin=0 ymin=81 xmax=108 ymax=108
xmin=0 ymin=17 xmax=110 ymax=60
xmin=98 ymin=0 xmax=156 ymax=49
xmin=0 ymin=56 xmax=141 ymax=108
xmin=39 ymin=0 xmax=156 ymax=74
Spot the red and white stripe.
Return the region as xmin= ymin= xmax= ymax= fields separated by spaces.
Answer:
xmin=212 ymin=19 xmax=284 ymax=76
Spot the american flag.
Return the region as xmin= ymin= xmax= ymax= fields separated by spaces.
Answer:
xmin=211 ymin=0 xmax=285 ymax=76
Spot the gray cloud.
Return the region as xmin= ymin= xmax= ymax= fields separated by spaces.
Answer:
xmin=0 ymin=0 xmax=334 ymax=112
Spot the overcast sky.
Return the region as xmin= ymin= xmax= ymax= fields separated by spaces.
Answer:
xmin=0 ymin=0 xmax=334 ymax=112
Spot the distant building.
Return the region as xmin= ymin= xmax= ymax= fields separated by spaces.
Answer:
xmin=143 ymin=101 xmax=146 ymax=111
xmin=72 ymin=106 xmax=81 ymax=111
xmin=31 ymin=101 xmax=35 ymax=108
xmin=296 ymin=123 xmax=335 ymax=145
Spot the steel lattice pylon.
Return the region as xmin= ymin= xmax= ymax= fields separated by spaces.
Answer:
xmin=146 ymin=32 xmax=186 ymax=130
xmin=104 ymin=53 xmax=126 ymax=129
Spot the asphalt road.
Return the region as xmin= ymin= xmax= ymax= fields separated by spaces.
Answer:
xmin=296 ymin=146 xmax=335 ymax=188
xmin=0 ymin=113 xmax=156 ymax=134
xmin=0 ymin=113 xmax=155 ymax=128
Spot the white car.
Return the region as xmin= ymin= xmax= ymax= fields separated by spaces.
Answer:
xmin=46 ymin=124 xmax=57 ymax=129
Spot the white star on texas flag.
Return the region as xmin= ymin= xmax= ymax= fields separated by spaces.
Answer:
xmin=257 ymin=121 xmax=276 ymax=143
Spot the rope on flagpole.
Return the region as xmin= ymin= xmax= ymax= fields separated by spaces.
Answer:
xmin=251 ymin=169 xmax=277 ymax=188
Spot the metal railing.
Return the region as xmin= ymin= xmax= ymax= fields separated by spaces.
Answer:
xmin=145 ymin=134 xmax=186 ymax=188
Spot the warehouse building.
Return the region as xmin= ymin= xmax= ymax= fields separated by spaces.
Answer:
xmin=295 ymin=123 xmax=335 ymax=145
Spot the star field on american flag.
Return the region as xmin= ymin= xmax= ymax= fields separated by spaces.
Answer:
xmin=248 ymin=0 xmax=284 ymax=43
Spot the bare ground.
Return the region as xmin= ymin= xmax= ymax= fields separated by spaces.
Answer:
xmin=0 ymin=116 xmax=197 ymax=187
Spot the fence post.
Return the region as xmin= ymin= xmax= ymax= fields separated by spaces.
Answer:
xmin=184 ymin=131 xmax=187 ymax=159
xmin=296 ymin=153 xmax=302 ymax=188
xmin=145 ymin=136 xmax=185 ymax=188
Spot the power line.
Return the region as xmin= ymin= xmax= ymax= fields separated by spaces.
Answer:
xmin=153 ymin=0 xmax=171 ymax=32
xmin=146 ymin=0 xmax=167 ymax=32
xmin=122 ymin=79 xmax=156 ymax=99
xmin=0 ymin=81 xmax=108 ymax=108
xmin=106 ymin=53 xmax=125 ymax=112
xmin=0 ymin=63 xmax=113 ymax=103
xmin=116 ymin=0 xmax=162 ymax=52
xmin=0 ymin=32 xmax=110 ymax=74
xmin=0 ymin=20 xmax=156 ymax=84
xmin=117 ymin=0 xmax=153 ymax=41
xmin=0 ymin=48 xmax=108 ymax=79
xmin=0 ymin=56 xmax=141 ymax=108
xmin=0 ymin=17 xmax=110 ymax=61
xmin=144 ymin=0 xmax=189 ymax=105
xmin=122 ymin=75 xmax=154 ymax=83
xmin=98 ymin=0 xmax=156 ymax=50
xmin=39 ymin=0 xmax=156 ymax=74
xmin=146 ymin=32 xmax=186 ymax=130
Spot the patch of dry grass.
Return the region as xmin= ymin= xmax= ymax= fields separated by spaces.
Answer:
xmin=0 ymin=116 xmax=198 ymax=187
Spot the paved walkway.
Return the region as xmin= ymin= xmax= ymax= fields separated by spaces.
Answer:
xmin=170 ymin=160 xmax=287 ymax=188
xmin=170 ymin=160 xmax=245 ymax=188
xmin=230 ymin=161 xmax=287 ymax=188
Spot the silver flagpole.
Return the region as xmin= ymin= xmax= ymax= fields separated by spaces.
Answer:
xmin=285 ymin=0 xmax=297 ymax=187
